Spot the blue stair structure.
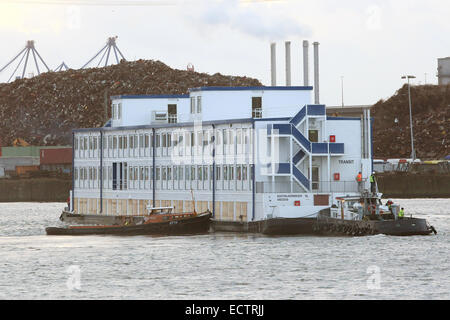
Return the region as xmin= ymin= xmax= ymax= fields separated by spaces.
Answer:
xmin=266 ymin=104 xmax=345 ymax=192
xmin=293 ymin=149 xmax=306 ymax=166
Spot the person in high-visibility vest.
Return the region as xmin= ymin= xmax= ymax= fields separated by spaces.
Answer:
xmin=398 ymin=208 xmax=405 ymax=219
xmin=370 ymin=172 xmax=376 ymax=193
xmin=356 ymin=172 xmax=363 ymax=192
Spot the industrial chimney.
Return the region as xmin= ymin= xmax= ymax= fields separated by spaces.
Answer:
xmin=285 ymin=41 xmax=291 ymax=86
xmin=270 ymin=43 xmax=276 ymax=86
xmin=303 ymin=40 xmax=309 ymax=86
xmin=313 ymin=41 xmax=320 ymax=104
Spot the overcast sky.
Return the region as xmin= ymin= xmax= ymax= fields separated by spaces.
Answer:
xmin=0 ymin=0 xmax=449 ymax=106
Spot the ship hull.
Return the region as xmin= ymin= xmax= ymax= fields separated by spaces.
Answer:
xmin=261 ymin=218 xmax=316 ymax=235
xmin=46 ymin=212 xmax=211 ymax=236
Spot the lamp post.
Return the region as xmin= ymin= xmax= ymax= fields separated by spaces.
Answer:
xmin=401 ymin=75 xmax=416 ymax=160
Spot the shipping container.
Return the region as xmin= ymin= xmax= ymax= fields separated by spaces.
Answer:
xmin=16 ymin=165 xmax=39 ymax=175
xmin=40 ymin=148 xmax=72 ymax=165
xmin=0 ymin=146 xmax=71 ymax=158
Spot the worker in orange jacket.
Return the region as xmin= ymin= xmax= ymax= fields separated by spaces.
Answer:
xmin=356 ymin=171 xmax=363 ymax=192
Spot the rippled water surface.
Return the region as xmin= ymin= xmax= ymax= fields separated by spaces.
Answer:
xmin=0 ymin=199 xmax=449 ymax=300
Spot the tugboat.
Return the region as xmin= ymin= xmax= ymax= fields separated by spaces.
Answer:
xmin=46 ymin=206 xmax=212 ymax=236
xmin=313 ymin=191 xmax=437 ymax=236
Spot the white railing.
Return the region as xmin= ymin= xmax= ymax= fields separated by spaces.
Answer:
xmin=252 ymin=108 xmax=262 ymax=119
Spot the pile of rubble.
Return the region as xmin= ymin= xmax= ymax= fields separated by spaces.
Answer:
xmin=0 ymin=59 xmax=261 ymax=146
xmin=372 ymin=84 xmax=450 ymax=159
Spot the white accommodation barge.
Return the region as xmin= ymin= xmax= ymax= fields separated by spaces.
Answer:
xmin=70 ymin=86 xmax=373 ymax=234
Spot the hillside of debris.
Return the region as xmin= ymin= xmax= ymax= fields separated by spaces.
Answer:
xmin=372 ymin=84 xmax=450 ymax=159
xmin=0 ymin=59 xmax=261 ymax=146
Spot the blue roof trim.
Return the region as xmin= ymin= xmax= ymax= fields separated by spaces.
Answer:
xmin=73 ymin=118 xmax=255 ymax=133
xmin=111 ymin=94 xmax=189 ymax=100
xmin=253 ymin=117 xmax=291 ymax=122
xmin=327 ymin=116 xmax=361 ymax=121
xmin=189 ymin=86 xmax=313 ymax=92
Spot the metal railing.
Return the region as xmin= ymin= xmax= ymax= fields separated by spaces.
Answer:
xmin=252 ymin=108 xmax=262 ymax=119
xmin=168 ymin=114 xmax=177 ymax=124
xmin=255 ymin=180 xmax=360 ymax=194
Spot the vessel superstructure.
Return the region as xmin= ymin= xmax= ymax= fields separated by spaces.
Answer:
xmin=70 ymin=86 xmax=374 ymax=233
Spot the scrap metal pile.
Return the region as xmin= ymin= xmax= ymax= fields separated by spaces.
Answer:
xmin=0 ymin=59 xmax=261 ymax=146
xmin=372 ymin=84 xmax=450 ymax=159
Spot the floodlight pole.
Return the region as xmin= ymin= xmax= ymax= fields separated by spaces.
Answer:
xmin=402 ymin=75 xmax=416 ymax=160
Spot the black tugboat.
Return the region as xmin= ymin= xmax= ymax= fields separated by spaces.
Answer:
xmin=312 ymin=192 xmax=437 ymax=237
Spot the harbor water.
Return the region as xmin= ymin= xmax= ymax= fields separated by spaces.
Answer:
xmin=0 ymin=199 xmax=449 ymax=300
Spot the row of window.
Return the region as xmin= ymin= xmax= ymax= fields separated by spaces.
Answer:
xmin=75 ymin=164 xmax=252 ymax=190
xmin=75 ymin=128 xmax=253 ymax=157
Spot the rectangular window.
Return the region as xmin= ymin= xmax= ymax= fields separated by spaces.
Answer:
xmin=197 ymin=96 xmax=202 ymax=113
xmin=237 ymin=129 xmax=242 ymax=144
xmin=118 ymin=103 xmax=122 ymax=119
xmin=243 ymin=166 xmax=248 ymax=181
xmin=229 ymin=165 xmax=234 ymax=180
xmin=113 ymin=136 xmax=117 ymax=150
xmin=203 ymin=130 xmax=208 ymax=147
xmin=309 ymin=130 xmax=319 ymax=143
xmin=190 ymin=97 xmax=195 ymax=114
xmin=197 ymin=132 xmax=202 ymax=147
xmin=223 ymin=129 xmax=227 ymax=145
xmin=162 ymin=134 xmax=167 ymax=148
xmin=203 ymin=166 xmax=208 ymax=181
xmin=139 ymin=134 xmax=144 ymax=149
xmin=162 ymin=167 xmax=167 ymax=181
xmin=156 ymin=134 xmax=160 ymax=148
xmin=144 ymin=134 xmax=149 ymax=148
xmin=191 ymin=166 xmax=195 ymax=181
xmin=179 ymin=166 xmax=183 ymax=181
xmin=216 ymin=166 xmax=221 ymax=180
xmin=186 ymin=132 xmax=191 ymax=147
xmin=252 ymin=97 xmax=262 ymax=118
xmin=145 ymin=167 xmax=149 ymax=181
xmin=130 ymin=135 xmax=134 ymax=149
xmin=123 ymin=163 xmax=128 ymax=189
xmin=74 ymin=138 xmax=78 ymax=151
xmin=185 ymin=166 xmax=190 ymax=180
xmin=223 ymin=166 xmax=228 ymax=181
xmin=167 ymin=133 xmax=172 ymax=148
xmin=237 ymin=165 xmax=242 ymax=181
xmin=198 ymin=166 xmax=202 ymax=181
